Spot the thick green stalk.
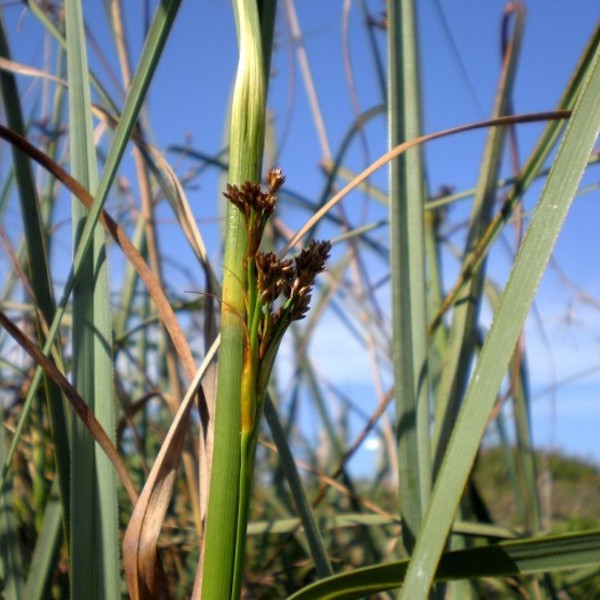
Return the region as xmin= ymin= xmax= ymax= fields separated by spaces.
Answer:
xmin=200 ymin=1 xmax=275 ymax=598
xmin=65 ymin=1 xmax=119 ymax=597
xmin=387 ymin=0 xmax=430 ymax=553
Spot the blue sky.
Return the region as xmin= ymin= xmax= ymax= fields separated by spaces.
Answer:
xmin=2 ymin=1 xmax=600 ymax=467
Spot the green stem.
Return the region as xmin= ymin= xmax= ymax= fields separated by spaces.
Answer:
xmin=200 ymin=1 xmax=276 ymax=598
xmin=388 ymin=0 xmax=430 ymax=554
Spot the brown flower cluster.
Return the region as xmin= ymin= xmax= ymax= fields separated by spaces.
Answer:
xmin=254 ymin=239 xmax=330 ymax=360
xmin=223 ymin=168 xmax=285 ymax=256
xmin=256 ymin=239 xmax=331 ymax=322
xmin=224 ymin=169 xmax=330 ymax=360
xmin=255 ymin=251 xmax=293 ymax=304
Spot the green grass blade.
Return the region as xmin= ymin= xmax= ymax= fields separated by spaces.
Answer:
xmin=387 ymin=0 xmax=430 ymax=552
xmin=306 ymin=103 xmax=385 ymax=248
xmin=264 ymin=394 xmax=333 ymax=577
xmin=26 ymin=0 xmax=120 ymax=117
xmin=65 ymin=0 xmax=119 ymax=596
xmin=24 ymin=479 xmax=63 ymax=600
xmin=113 ymin=216 xmax=147 ymax=340
xmin=485 ymin=279 xmax=541 ymax=533
xmin=247 ymin=513 xmax=515 ymax=540
xmin=68 ymin=0 xmax=183 ymax=314
xmin=288 ymin=529 xmax=600 ymax=600
xmin=400 ymin=40 xmax=600 ymax=600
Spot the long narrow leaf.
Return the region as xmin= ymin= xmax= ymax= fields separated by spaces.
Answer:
xmin=65 ymin=1 xmax=119 ymax=595
xmin=264 ymin=394 xmax=333 ymax=577
xmin=387 ymin=0 xmax=430 ymax=552
xmin=24 ymin=480 xmax=63 ymax=600
xmin=400 ymin=39 xmax=600 ymax=600
xmin=288 ymin=529 xmax=600 ymax=600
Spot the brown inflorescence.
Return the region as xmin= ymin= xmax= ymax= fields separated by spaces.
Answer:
xmin=287 ymin=240 xmax=331 ymax=321
xmin=255 ymin=240 xmax=331 ymax=323
xmin=223 ymin=168 xmax=285 ymax=257
xmin=255 ymin=251 xmax=294 ymax=304
xmin=225 ymin=169 xmax=330 ymax=359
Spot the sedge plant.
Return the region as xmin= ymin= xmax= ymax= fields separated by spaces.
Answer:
xmin=1 ymin=1 xmax=600 ymax=599
xmin=199 ymin=1 xmax=330 ymax=598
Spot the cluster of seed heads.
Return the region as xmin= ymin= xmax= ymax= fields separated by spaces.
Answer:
xmin=223 ymin=168 xmax=285 ymax=256
xmin=224 ymin=169 xmax=331 ymax=351
xmin=256 ymin=239 xmax=330 ymax=322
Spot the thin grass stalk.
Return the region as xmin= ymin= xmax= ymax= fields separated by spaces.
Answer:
xmin=199 ymin=1 xmax=275 ymax=597
xmin=0 ymin=168 xmax=14 ymax=226
xmin=300 ymin=350 xmax=347 ymax=466
xmin=106 ymin=0 xmax=203 ymax=538
xmin=39 ymin=50 xmax=66 ymax=245
xmin=424 ymin=206 xmax=447 ymax=405
xmin=263 ymin=394 xmax=333 ymax=577
xmin=0 ymin=418 xmax=24 ymax=599
xmin=432 ymin=5 xmax=524 ymax=474
xmin=485 ymin=279 xmax=541 ymax=534
xmin=493 ymin=412 xmax=526 ymax=516
xmin=24 ymin=479 xmax=63 ymax=599
xmin=387 ymin=0 xmax=430 ymax=553
xmin=65 ymin=0 xmax=119 ymax=596
xmin=358 ymin=0 xmax=386 ymax=101
xmin=32 ymin=393 xmax=48 ymax=531
xmin=323 ymin=162 xmax=388 ymax=205
xmin=400 ymin=40 xmax=600 ymax=599
xmin=284 ymin=0 xmax=331 ymax=160
xmin=297 ymin=348 xmax=382 ymax=559
xmin=247 ymin=515 xmax=515 ymax=539
xmin=113 ymin=216 xmax=147 ymax=340
xmin=26 ymin=1 xmax=120 ymax=118
xmin=510 ymin=357 xmax=540 ymax=529
xmin=427 ymin=20 xmax=600 ymax=339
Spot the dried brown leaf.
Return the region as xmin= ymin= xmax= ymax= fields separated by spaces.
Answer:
xmin=122 ymin=338 xmax=218 ymax=599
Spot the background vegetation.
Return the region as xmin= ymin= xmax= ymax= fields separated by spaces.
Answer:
xmin=0 ymin=1 xmax=599 ymax=598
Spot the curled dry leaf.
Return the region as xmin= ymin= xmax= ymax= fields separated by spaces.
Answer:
xmin=123 ymin=338 xmax=219 ymax=599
